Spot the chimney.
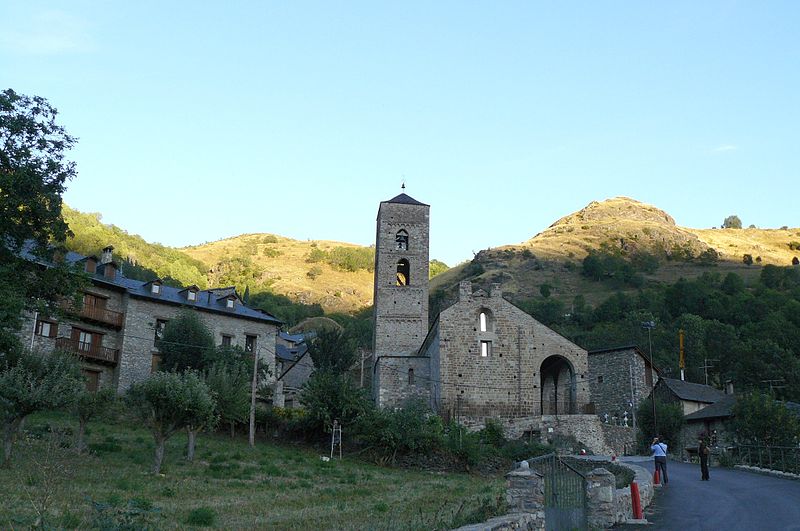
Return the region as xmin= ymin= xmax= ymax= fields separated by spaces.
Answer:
xmin=725 ymin=380 xmax=734 ymax=395
xmin=459 ymin=281 xmax=472 ymax=301
xmin=101 ymin=245 xmax=114 ymax=264
xmin=490 ymin=283 xmax=502 ymax=298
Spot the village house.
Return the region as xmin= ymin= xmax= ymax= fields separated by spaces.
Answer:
xmin=19 ymin=245 xmax=282 ymax=392
xmin=587 ymin=345 xmax=661 ymax=424
xmin=272 ymin=331 xmax=315 ymax=408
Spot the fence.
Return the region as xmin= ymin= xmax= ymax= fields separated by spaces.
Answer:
xmin=732 ymin=445 xmax=800 ymax=474
xmin=527 ymin=453 xmax=587 ymax=531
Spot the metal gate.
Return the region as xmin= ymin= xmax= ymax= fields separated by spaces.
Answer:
xmin=528 ymin=454 xmax=587 ymax=531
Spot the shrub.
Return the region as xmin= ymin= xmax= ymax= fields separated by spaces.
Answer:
xmin=353 ymin=400 xmax=444 ymax=464
xmin=186 ymin=507 xmax=216 ymax=526
xmin=299 ymin=371 xmax=371 ymax=435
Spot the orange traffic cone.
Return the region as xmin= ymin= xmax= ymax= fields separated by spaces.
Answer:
xmin=653 ymin=468 xmax=661 ymax=485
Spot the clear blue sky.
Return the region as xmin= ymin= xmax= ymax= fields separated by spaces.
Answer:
xmin=3 ymin=2 xmax=798 ymax=265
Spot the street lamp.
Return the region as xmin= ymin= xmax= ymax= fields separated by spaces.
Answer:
xmin=642 ymin=320 xmax=658 ymax=435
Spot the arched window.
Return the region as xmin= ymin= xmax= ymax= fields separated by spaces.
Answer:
xmin=395 ymin=229 xmax=409 ymax=250
xmin=408 ymin=368 xmax=415 ymax=384
xmin=478 ymin=309 xmax=493 ymax=332
xmin=396 ymin=259 xmax=410 ymax=286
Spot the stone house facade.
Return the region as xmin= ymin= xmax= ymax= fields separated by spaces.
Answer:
xmin=19 ymin=246 xmax=281 ymax=392
xmin=587 ymin=346 xmax=660 ymax=423
xmin=272 ymin=331 xmax=314 ymax=408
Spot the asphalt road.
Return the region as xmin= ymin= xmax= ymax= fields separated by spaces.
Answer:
xmin=624 ymin=459 xmax=800 ymax=530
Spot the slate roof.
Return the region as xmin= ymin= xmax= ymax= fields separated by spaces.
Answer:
xmin=276 ymin=343 xmax=308 ymax=362
xmin=684 ymin=395 xmax=736 ymax=421
xmin=383 ymin=193 xmax=428 ymax=206
xmin=35 ymin=246 xmax=283 ymax=326
xmin=658 ymin=378 xmax=726 ymax=404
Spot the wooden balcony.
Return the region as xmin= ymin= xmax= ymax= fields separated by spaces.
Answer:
xmin=77 ymin=305 xmax=124 ymax=328
xmin=55 ymin=337 xmax=119 ymax=365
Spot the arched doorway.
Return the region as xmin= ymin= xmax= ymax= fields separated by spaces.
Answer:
xmin=540 ymin=356 xmax=576 ymax=415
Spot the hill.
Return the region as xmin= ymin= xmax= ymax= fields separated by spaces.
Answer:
xmin=181 ymin=234 xmax=374 ymax=313
xmin=431 ymin=197 xmax=798 ymax=310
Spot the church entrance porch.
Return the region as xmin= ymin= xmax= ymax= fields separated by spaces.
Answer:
xmin=540 ymin=355 xmax=577 ymax=415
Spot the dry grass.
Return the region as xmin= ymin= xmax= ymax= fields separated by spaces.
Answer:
xmin=1 ymin=413 xmax=505 ymax=530
xmin=182 ymin=234 xmax=374 ymax=314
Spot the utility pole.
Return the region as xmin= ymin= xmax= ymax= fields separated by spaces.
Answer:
xmin=359 ymin=349 xmax=373 ymax=388
xmin=679 ymin=329 xmax=685 ymax=381
xmin=642 ymin=321 xmax=658 ymax=435
xmin=628 ymin=361 xmax=637 ymax=435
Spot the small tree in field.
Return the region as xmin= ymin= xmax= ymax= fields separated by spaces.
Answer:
xmin=0 ymin=350 xmax=84 ymax=467
xmin=126 ymin=371 xmax=216 ymax=473
xmin=157 ymin=310 xmax=215 ymax=372
xmin=204 ymin=362 xmax=250 ymax=439
xmin=72 ymin=387 xmax=117 ymax=452
xmin=723 ymin=215 xmax=742 ymax=229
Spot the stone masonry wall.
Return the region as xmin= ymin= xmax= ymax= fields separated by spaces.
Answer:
xmin=372 ymin=199 xmax=429 ymax=357
xmin=436 ymin=283 xmax=589 ymax=423
xmin=540 ymin=415 xmax=614 ymax=455
xmin=117 ymin=296 xmax=277 ymax=391
xmin=588 ymin=348 xmax=652 ymax=422
xmin=374 ymin=356 xmax=431 ymax=408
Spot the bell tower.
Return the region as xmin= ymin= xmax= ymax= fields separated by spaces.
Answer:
xmin=372 ymin=192 xmax=430 ymax=359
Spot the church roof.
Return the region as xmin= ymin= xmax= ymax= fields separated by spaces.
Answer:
xmin=383 ymin=193 xmax=428 ymax=206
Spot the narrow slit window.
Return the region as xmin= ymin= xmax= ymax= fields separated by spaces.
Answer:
xmin=480 ymin=340 xmax=491 ymax=357
xmin=408 ymin=368 xmax=415 ymax=385
xmin=396 ymin=259 xmax=410 ymax=286
xmin=479 ymin=312 xmax=488 ymax=332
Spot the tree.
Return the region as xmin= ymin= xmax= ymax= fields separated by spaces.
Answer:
xmin=0 ymin=89 xmax=85 ymax=347
xmin=299 ymin=371 xmax=370 ymax=435
xmin=722 ymin=215 xmax=742 ymax=229
xmin=306 ymin=329 xmax=358 ymax=376
xmin=429 ymin=259 xmax=449 ymax=279
xmin=204 ymin=363 xmax=250 ymax=439
xmin=126 ymin=371 xmax=216 ymax=473
xmin=539 ymin=283 xmax=552 ymax=298
xmin=0 ymin=349 xmax=84 ymax=467
xmin=732 ymin=391 xmax=800 ymax=445
xmin=157 ymin=310 xmax=215 ymax=372
xmin=72 ymin=387 xmax=117 ymax=452
xmin=636 ymin=398 xmax=685 ymax=453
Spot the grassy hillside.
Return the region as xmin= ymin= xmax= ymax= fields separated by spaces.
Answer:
xmin=431 ymin=197 xmax=795 ymax=310
xmin=63 ymin=206 xmax=210 ymax=288
xmin=64 ymin=198 xmax=798 ymax=318
xmin=181 ymin=234 xmax=375 ymax=314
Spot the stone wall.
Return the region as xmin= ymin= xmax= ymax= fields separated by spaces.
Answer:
xmin=587 ymin=347 xmax=652 ymax=422
xmin=373 ymin=355 xmax=431 ymax=408
xmin=539 ymin=415 xmax=614 ymax=455
xmin=600 ymin=424 xmax=637 ymax=456
xmin=436 ymin=283 xmax=590 ymax=422
xmin=585 ymin=461 xmax=654 ymax=528
xmin=453 ymin=463 xmax=545 ymax=531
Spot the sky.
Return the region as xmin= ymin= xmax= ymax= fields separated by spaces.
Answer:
xmin=2 ymin=1 xmax=799 ymax=266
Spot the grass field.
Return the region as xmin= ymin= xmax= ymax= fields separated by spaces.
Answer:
xmin=1 ymin=413 xmax=505 ymax=530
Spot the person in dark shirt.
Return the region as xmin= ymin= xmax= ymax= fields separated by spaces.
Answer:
xmin=699 ymin=439 xmax=710 ymax=480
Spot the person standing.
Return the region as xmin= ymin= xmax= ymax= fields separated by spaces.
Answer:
xmin=699 ymin=439 xmax=710 ymax=480
xmin=651 ymin=437 xmax=669 ymax=486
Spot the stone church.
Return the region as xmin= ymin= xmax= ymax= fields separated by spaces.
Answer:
xmin=371 ymin=192 xmax=637 ymax=454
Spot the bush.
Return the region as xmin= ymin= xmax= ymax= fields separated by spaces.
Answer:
xmin=186 ymin=507 xmax=216 ymax=526
xmin=354 ymin=400 xmax=444 ymax=464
